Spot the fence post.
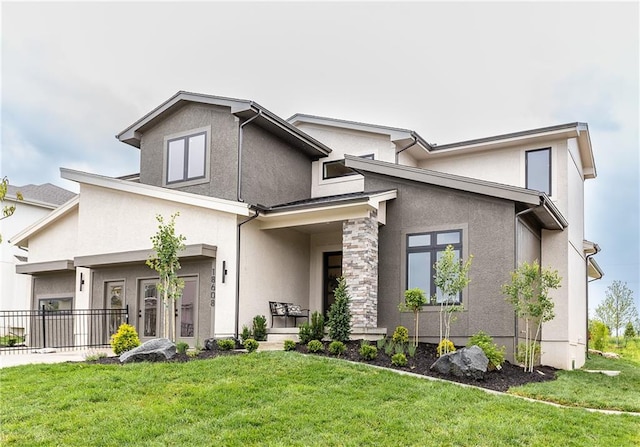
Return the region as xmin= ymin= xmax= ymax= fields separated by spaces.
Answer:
xmin=125 ymin=304 xmax=129 ymax=325
xmin=41 ymin=305 xmax=47 ymax=349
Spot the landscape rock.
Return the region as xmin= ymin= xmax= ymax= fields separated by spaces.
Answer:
xmin=204 ymin=338 xmax=216 ymax=351
xmin=119 ymin=338 xmax=176 ymax=363
xmin=430 ymin=345 xmax=489 ymax=380
xmin=602 ymin=352 xmax=620 ymax=359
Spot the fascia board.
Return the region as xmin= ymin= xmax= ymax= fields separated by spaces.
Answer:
xmin=577 ymin=124 xmax=597 ymax=179
xmin=60 ymin=168 xmax=251 ymax=216
xmin=74 ymin=243 xmax=217 ymax=268
xmin=367 ymin=190 xmax=398 ymax=207
xmin=16 ymin=259 xmax=75 ymax=275
xmin=259 ymin=201 xmax=375 ymax=230
xmin=10 ymin=197 xmax=80 ymax=248
xmin=588 ymin=257 xmax=604 ymax=279
xmin=345 ymin=155 xmax=540 ymax=205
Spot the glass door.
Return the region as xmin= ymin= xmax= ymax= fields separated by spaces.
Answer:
xmin=139 ymin=280 xmax=159 ymax=339
xmin=105 ymin=281 xmax=124 ymax=336
xmin=323 ymin=251 xmax=342 ymax=316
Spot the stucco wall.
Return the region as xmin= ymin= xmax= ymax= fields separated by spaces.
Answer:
xmin=364 ymin=174 xmax=517 ymax=355
xmin=26 ymin=209 xmax=78 ymax=264
xmin=32 ymin=272 xmax=76 ymax=308
xmin=139 ymin=103 xmax=239 ymax=200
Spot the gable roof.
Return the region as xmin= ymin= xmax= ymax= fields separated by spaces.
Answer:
xmin=345 ymin=155 xmax=568 ymax=230
xmin=7 ymin=183 xmax=76 ymax=208
xmin=116 ymin=91 xmax=332 ymax=159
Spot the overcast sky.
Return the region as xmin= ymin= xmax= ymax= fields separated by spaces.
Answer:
xmin=1 ymin=1 xmax=638 ymax=313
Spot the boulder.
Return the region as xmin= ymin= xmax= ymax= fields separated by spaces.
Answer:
xmin=204 ymin=338 xmax=216 ymax=351
xmin=119 ymin=338 xmax=176 ymax=363
xmin=430 ymin=345 xmax=489 ymax=380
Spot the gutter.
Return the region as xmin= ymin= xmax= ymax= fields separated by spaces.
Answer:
xmin=585 ymin=243 xmax=602 ymax=359
xmin=234 ymin=206 xmax=262 ymax=340
xmin=513 ymin=207 xmax=537 ymax=358
xmin=395 ymin=135 xmax=418 ymax=163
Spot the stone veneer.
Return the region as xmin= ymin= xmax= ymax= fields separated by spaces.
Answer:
xmin=342 ymin=209 xmax=378 ymax=328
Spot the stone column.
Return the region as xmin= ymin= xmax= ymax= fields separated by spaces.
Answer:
xmin=342 ymin=209 xmax=378 ymax=328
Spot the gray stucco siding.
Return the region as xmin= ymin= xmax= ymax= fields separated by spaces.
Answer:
xmin=139 ymin=103 xmax=239 ymax=200
xmin=32 ymin=272 xmax=76 ymax=308
xmin=365 ymin=174 xmax=517 ymax=346
xmin=241 ymin=125 xmax=312 ymax=206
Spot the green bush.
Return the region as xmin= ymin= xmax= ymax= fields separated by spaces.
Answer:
xmin=217 ymin=339 xmax=236 ymax=351
xmin=437 ymin=339 xmax=456 ymax=357
xmin=467 ymin=331 xmax=505 ymax=370
xmin=110 ymin=323 xmax=141 ymax=355
xmin=310 ymin=311 xmax=325 ymax=341
xmin=240 ymin=325 xmax=252 ymax=344
xmin=176 ymin=341 xmax=189 ymax=354
xmin=359 ymin=343 xmax=378 ymax=360
xmin=283 ymin=339 xmax=296 ymax=351
xmin=384 ymin=340 xmax=395 ymax=356
xmin=252 ymin=315 xmax=268 ymax=341
xmin=407 ymin=343 xmax=417 ymax=358
xmin=391 ymin=353 xmax=407 ymax=367
xmin=376 ymin=338 xmax=387 ymax=350
xmin=590 ymin=320 xmax=609 ymax=351
xmin=327 ymin=277 xmax=352 ymax=343
xmin=624 ymin=322 xmax=636 ymax=340
xmin=328 ymin=341 xmax=346 ymax=357
xmin=244 ymin=338 xmax=259 ymax=353
xmin=392 ymin=326 xmax=409 ymax=344
xmin=394 ymin=342 xmax=406 ymax=355
xmin=298 ymin=322 xmax=314 ymax=345
xmin=307 ymin=340 xmax=324 ymax=353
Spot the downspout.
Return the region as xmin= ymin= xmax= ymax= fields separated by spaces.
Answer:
xmin=235 ymin=207 xmax=261 ymax=340
xmin=395 ymin=135 xmax=418 ymax=164
xmin=513 ymin=207 xmax=537 ymax=359
xmin=585 ymin=244 xmax=602 ymax=359
xmin=237 ymin=110 xmax=262 ymax=202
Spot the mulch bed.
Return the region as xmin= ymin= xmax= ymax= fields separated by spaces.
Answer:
xmin=94 ymin=340 xmax=557 ymax=393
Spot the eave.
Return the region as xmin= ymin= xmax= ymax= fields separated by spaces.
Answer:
xmin=75 ymin=244 xmax=217 ymax=268
xmin=16 ymin=259 xmax=75 ymax=275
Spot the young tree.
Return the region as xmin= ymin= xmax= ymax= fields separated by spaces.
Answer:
xmin=623 ymin=322 xmax=636 ymax=340
xmin=0 ymin=177 xmax=23 ymax=243
xmin=503 ymin=260 xmax=561 ymax=372
xmin=399 ymin=288 xmax=428 ymax=347
xmin=595 ymin=280 xmax=638 ymax=346
xmin=146 ymin=213 xmax=186 ymax=342
xmin=327 ymin=277 xmax=352 ymax=343
xmin=433 ymin=245 xmax=473 ymax=354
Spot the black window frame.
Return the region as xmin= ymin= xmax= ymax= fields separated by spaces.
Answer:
xmin=406 ymin=229 xmax=463 ymax=305
xmin=525 ymin=147 xmax=552 ymax=195
xmin=166 ymin=131 xmax=208 ymax=185
xmin=322 ymin=154 xmax=374 ymax=180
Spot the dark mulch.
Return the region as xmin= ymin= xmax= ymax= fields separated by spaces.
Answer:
xmin=94 ymin=340 xmax=556 ymax=393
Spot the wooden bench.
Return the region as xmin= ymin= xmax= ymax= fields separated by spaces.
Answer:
xmin=269 ymin=301 xmax=309 ymax=327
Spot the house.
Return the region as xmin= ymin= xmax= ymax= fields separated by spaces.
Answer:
xmin=1 ymin=183 xmax=76 ymax=311
xmin=10 ymin=91 xmax=602 ymax=369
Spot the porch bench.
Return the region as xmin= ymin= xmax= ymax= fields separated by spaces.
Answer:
xmin=269 ymin=301 xmax=309 ymax=327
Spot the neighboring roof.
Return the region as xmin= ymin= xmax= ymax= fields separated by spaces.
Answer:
xmin=116 ymin=91 xmax=332 ymax=159
xmin=345 ymin=155 xmax=568 ymax=230
xmin=265 ymin=190 xmax=397 ymax=213
xmin=288 ymin=113 xmax=432 ymax=151
xmin=7 ymin=183 xmax=76 ymax=208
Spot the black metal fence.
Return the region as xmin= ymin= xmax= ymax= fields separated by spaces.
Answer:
xmin=0 ymin=306 xmax=129 ymax=354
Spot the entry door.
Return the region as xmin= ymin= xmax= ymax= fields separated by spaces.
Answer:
xmin=323 ymin=251 xmax=342 ymax=316
xmin=139 ymin=280 xmax=159 ymax=339
xmin=105 ymin=281 xmax=125 ymax=336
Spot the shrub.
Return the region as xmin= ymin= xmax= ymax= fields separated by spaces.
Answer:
xmin=376 ymin=338 xmax=387 ymax=350
xmin=407 ymin=343 xmax=417 ymax=358
xmin=283 ymin=339 xmax=296 ymax=351
xmin=391 ymin=353 xmax=407 ymax=367
xmin=240 ymin=325 xmax=252 ymax=344
xmin=359 ymin=343 xmax=378 ymax=360
xmin=384 ymin=340 xmax=395 ymax=356
xmin=84 ymin=351 xmax=107 ymax=362
xmin=327 ymin=277 xmax=352 ymax=342
xmin=176 ymin=341 xmax=189 ymax=354
xmin=298 ymin=322 xmax=314 ymax=345
xmin=392 ymin=326 xmax=409 ymax=344
xmin=437 ymin=339 xmax=456 ymax=357
xmin=244 ymin=338 xmax=259 ymax=353
xmin=252 ymin=315 xmax=268 ymax=341
xmin=624 ymin=322 xmax=636 ymax=340
xmin=187 ymin=349 xmax=200 ymax=358
xmin=399 ymin=288 xmax=428 ymax=346
xmin=110 ymin=323 xmax=141 ymax=355
xmin=307 ymin=340 xmax=324 ymax=353
xmin=589 ymin=320 xmax=609 ymax=351
xmin=467 ymin=331 xmax=505 ymax=370
xmin=217 ymin=339 xmax=236 ymax=351
xmin=515 ymin=342 xmax=540 ymax=366
xmin=328 ymin=341 xmax=346 ymax=357
xmin=310 ymin=311 xmax=325 ymax=341
xmin=394 ymin=342 xmax=406 ymax=355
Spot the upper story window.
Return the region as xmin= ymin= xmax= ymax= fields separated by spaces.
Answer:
xmin=526 ymin=148 xmax=551 ymax=195
xmin=322 ymin=154 xmax=374 ymax=180
xmin=166 ymin=131 xmax=207 ymax=184
xmin=406 ymin=230 xmax=463 ymax=304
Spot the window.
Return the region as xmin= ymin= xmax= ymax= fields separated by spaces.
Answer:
xmin=166 ymin=131 xmax=207 ymax=184
xmin=526 ymin=148 xmax=551 ymax=195
xmin=406 ymin=230 xmax=462 ymax=304
xmin=39 ymin=297 xmax=72 ymax=312
xmin=323 ymin=154 xmax=374 ymax=180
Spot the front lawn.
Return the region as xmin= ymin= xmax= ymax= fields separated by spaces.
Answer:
xmin=1 ymin=352 xmax=638 ymax=446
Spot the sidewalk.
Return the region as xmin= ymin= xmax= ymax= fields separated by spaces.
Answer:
xmin=0 ymin=347 xmax=115 ymax=369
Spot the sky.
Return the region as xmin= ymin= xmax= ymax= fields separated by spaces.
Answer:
xmin=1 ymin=1 xmax=638 ymax=314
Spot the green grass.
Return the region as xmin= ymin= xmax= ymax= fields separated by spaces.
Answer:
xmin=511 ymin=344 xmax=640 ymax=412
xmin=1 ymin=352 xmax=639 ymax=446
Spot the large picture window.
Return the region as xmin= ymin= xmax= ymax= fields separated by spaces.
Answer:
xmin=526 ymin=148 xmax=551 ymax=195
xmin=406 ymin=229 xmax=463 ymax=304
xmin=166 ymin=131 xmax=207 ymax=184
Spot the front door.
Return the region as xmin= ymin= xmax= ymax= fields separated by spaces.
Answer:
xmin=323 ymin=251 xmax=342 ymax=316
xmin=105 ymin=281 xmax=125 ymax=336
xmin=139 ymin=280 xmax=159 ymax=340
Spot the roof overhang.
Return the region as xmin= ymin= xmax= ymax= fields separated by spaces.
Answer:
xmin=16 ymin=259 xmax=75 ymax=275
xmin=116 ymin=91 xmax=332 ymax=159
xmin=257 ymin=190 xmax=397 ymax=230
xmin=74 ymin=244 xmax=216 ymax=268
xmin=583 ymin=240 xmax=604 ymax=279
xmin=345 ymin=155 xmax=568 ymax=231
